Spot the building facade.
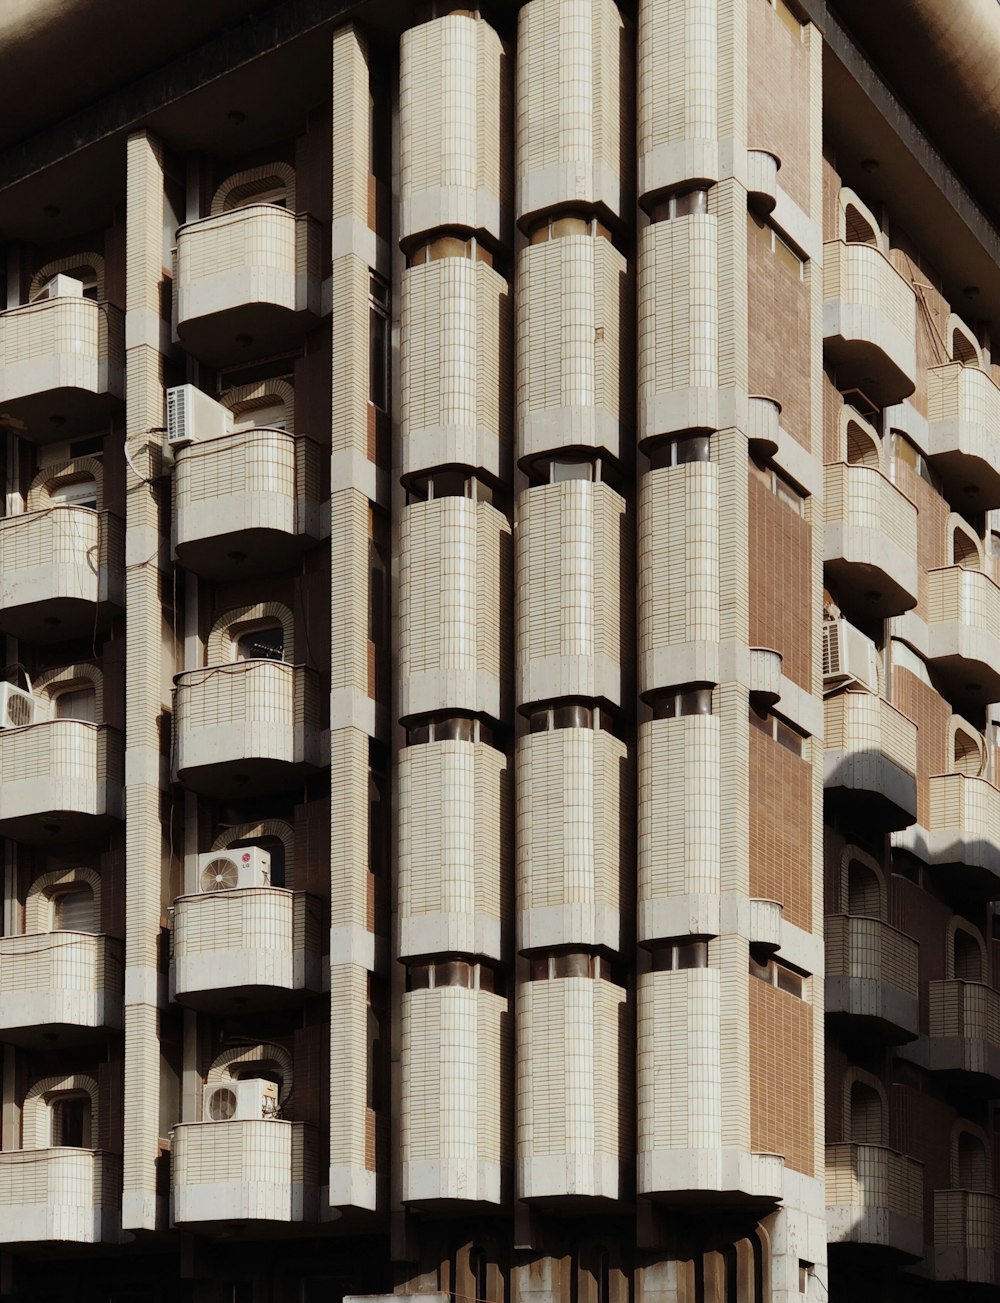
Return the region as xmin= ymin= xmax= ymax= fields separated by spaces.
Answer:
xmin=0 ymin=0 xmax=997 ymax=1299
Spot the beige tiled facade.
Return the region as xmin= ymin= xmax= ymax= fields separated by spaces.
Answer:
xmin=0 ymin=1 xmax=996 ymax=1301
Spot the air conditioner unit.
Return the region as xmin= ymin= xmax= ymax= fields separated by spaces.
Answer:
xmin=823 ymin=619 xmax=878 ymax=693
xmin=165 ymin=385 xmax=232 ymax=450
xmin=203 ymin=1078 xmax=279 ymax=1123
xmin=32 ymin=274 xmax=84 ymax=303
xmin=0 ymin=683 xmax=44 ymax=729
xmin=197 ymin=847 xmax=271 ymax=893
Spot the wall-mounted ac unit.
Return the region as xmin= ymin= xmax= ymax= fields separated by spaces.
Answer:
xmin=32 ymin=274 xmax=84 ymax=303
xmin=203 ymin=1078 xmax=279 ymax=1123
xmin=0 ymin=683 xmax=44 ymax=729
xmin=165 ymin=385 xmax=233 ymax=450
xmin=197 ymin=847 xmax=271 ymax=893
xmin=823 ymin=619 xmax=878 ymax=693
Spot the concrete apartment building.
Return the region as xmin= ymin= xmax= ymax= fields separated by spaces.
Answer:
xmin=0 ymin=0 xmax=998 ymax=1299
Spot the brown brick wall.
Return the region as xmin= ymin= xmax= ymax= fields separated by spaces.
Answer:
xmin=748 ymin=469 xmax=812 ymax=689
xmin=749 ymin=976 xmax=814 ymax=1175
xmin=747 ymin=217 xmax=812 ymax=449
xmin=747 ymin=0 xmax=812 ymax=215
xmin=891 ymin=666 xmax=950 ymax=827
xmin=749 ymin=725 xmax=812 ymax=930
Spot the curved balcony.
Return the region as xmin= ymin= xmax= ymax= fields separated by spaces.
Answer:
xmin=917 ymin=773 xmax=1000 ymax=896
xmin=173 ymin=430 xmax=324 ymax=579
xmin=638 ymin=970 xmax=783 ymax=1208
xmin=0 ymin=1150 xmax=120 ymax=1244
xmin=398 ymin=740 xmax=508 ymax=962
xmin=823 ymin=463 xmax=917 ymax=619
xmin=174 ymin=663 xmax=322 ymax=798
xmin=398 ymin=499 xmax=511 ymax=723
xmin=0 ymin=297 xmax=124 ymax=441
xmin=926 ymin=566 xmax=1000 ymax=704
xmin=824 ymin=915 xmax=918 ymax=1043
xmin=824 ymin=692 xmax=917 ymax=831
xmin=823 ymin=241 xmax=916 ymax=407
xmin=171 ymin=889 xmax=322 ymax=1011
xmin=174 ymin=206 xmax=322 ymax=366
xmin=517 ymin=481 xmax=625 ymax=708
xmin=825 ymin=1143 xmax=923 ymax=1259
xmin=517 ymin=976 xmax=628 ymax=1203
xmin=933 ymin=1190 xmax=1000 ymax=1285
xmin=0 ymin=508 xmax=123 ymax=641
xmin=517 ymin=726 xmax=627 ymax=954
xmin=400 ymin=986 xmax=507 ymax=1207
xmin=0 ymin=933 xmax=122 ymax=1045
xmin=927 ymin=363 xmax=1000 ymax=509
xmin=926 ymin=980 xmax=1000 ymax=1092
xmin=0 ymin=723 xmax=123 ymax=843
xmin=171 ymin=1120 xmax=317 ymax=1226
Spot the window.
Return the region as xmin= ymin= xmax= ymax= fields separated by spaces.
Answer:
xmin=750 ymin=212 xmax=805 ymax=276
xmin=528 ymin=952 xmax=623 ymax=985
xmin=231 ymin=401 xmax=287 ymax=433
xmin=407 ymin=715 xmax=492 ymax=745
xmin=750 ymin=459 xmax=805 ymax=512
xmin=407 ymin=960 xmax=501 ymax=993
xmin=848 ymin=1081 xmax=884 ymax=1145
xmin=750 ymin=706 xmax=806 ymax=757
xmin=650 ymin=939 xmax=709 ymax=972
xmin=52 ymin=884 xmax=97 ymax=933
xmin=51 ymin=475 xmax=97 ymax=510
xmin=368 ymin=274 xmax=389 ymax=411
xmin=551 ymin=458 xmax=597 ymax=484
xmin=649 ymin=434 xmax=711 ymax=470
xmin=236 ymin=623 xmax=285 ymax=662
xmin=51 ymin=1093 xmax=92 ymax=1148
xmin=749 ymin=952 xmax=806 ymax=998
xmin=409 ymin=235 xmax=494 ymax=264
xmin=652 ymin=687 xmax=712 ymax=720
xmin=846 ymin=859 xmax=882 ymax=919
xmin=649 ymin=188 xmax=710 ymax=223
xmin=528 ymin=214 xmax=612 ymax=244
xmin=889 ymin=431 xmax=937 ymax=488
xmin=52 ymin=685 xmax=97 ymax=723
xmin=528 ymin=703 xmax=616 ymax=733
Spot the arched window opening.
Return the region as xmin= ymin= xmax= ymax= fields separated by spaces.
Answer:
xmin=51 ymin=1092 xmax=92 ymax=1148
xmin=236 ymin=622 xmax=285 ymax=663
xmin=954 ymin=929 xmax=984 ymax=982
xmin=849 ymin=1081 xmax=884 ymax=1146
xmin=958 ymin=1132 xmax=989 ymax=1191
xmin=953 ymin=527 xmax=981 ymax=570
xmin=50 ymin=475 xmax=98 ymax=510
xmin=954 ymin=728 xmax=984 ymax=777
xmin=844 ymin=205 xmax=878 ymax=246
xmin=52 ymin=883 xmax=97 ymax=933
xmin=223 ymin=180 xmax=288 ymax=212
xmin=847 ymin=860 xmax=882 ymax=919
xmin=845 ymin=420 xmax=880 ymax=468
xmin=51 ymin=683 xmax=97 ymax=723
xmin=231 ymin=401 xmax=288 ymax=433
xmin=952 ymin=329 xmax=979 ymax=367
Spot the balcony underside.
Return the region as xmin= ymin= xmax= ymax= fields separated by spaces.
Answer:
xmin=824 ymin=752 xmax=917 ymax=832
xmin=824 ymin=550 xmax=917 ymax=623
xmin=825 ymin=979 xmax=919 ymax=1045
xmin=0 ymin=386 xmax=121 ymax=444
xmin=176 ymin=301 xmax=312 ymax=369
xmin=175 ymin=754 xmax=319 ymax=800
xmin=174 ymin=525 xmax=317 ymax=582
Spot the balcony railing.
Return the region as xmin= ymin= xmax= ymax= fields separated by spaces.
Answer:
xmin=171 ymin=1120 xmax=317 ymax=1224
xmin=924 ymin=773 xmax=1000 ymax=892
xmin=825 ymin=915 xmax=919 ymax=1042
xmin=927 ymin=980 xmax=1000 ymax=1088
xmin=823 ymin=240 xmax=917 ymax=406
xmin=0 ymin=933 xmax=122 ymax=1042
xmin=173 ymin=429 xmax=324 ymax=579
xmin=825 ymin=1143 xmax=923 ymax=1258
xmin=927 ymin=363 xmax=1000 ymax=509
xmin=0 ymin=1150 xmax=120 ymax=1244
xmin=824 ymin=692 xmax=917 ymax=830
xmin=0 ymin=722 xmax=123 ymax=843
xmin=0 ymin=508 xmax=124 ymax=641
xmin=0 ymin=297 xmax=124 ymax=440
xmin=933 ymin=1189 xmax=1000 ymax=1285
xmin=174 ymin=206 xmax=322 ymax=365
xmin=926 ymin=566 xmax=1000 ymax=704
xmin=171 ymin=889 xmax=322 ymax=1009
xmin=823 ymin=463 xmax=917 ymax=618
xmin=173 ymin=662 xmax=321 ymax=797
